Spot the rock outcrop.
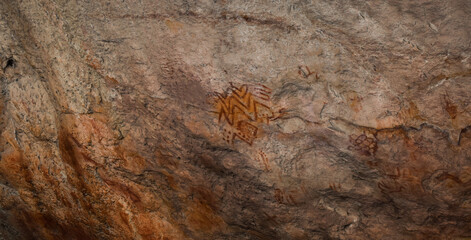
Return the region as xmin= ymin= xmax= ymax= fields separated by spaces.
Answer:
xmin=0 ymin=1 xmax=470 ymax=239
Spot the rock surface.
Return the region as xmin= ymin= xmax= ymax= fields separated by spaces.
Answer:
xmin=0 ymin=0 xmax=470 ymax=239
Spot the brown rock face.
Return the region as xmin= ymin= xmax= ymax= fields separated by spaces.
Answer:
xmin=0 ymin=1 xmax=470 ymax=239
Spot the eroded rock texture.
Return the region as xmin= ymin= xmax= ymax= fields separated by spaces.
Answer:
xmin=0 ymin=1 xmax=470 ymax=239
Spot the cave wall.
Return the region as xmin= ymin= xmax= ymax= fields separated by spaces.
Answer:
xmin=0 ymin=0 xmax=470 ymax=239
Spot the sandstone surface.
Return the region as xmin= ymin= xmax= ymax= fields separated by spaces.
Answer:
xmin=0 ymin=1 xmax=470 ymax=239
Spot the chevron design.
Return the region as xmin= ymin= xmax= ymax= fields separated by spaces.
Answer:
xmin=213 ymin=83 xmax=276 ymax=145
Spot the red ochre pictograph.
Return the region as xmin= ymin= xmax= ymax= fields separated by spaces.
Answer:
xmin=212 ymin=83 xmax=284 ymax=145
xmin=348 ymin=133 xmax=378 ymax=156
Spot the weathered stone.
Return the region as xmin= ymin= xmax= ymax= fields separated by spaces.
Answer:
xmin=0 ymin=0 xmax=470 ymax=239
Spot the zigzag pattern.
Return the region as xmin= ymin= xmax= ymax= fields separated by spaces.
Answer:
xmin=215 ymin=84 xmax=273 ymax=126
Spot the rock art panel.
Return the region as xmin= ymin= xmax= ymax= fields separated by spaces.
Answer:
xmin=0 ymin=0 xmax=470 ymax=239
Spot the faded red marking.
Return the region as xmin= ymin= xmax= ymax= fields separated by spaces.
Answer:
xmin=212 ymin=83 xmax=282 ymax=145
